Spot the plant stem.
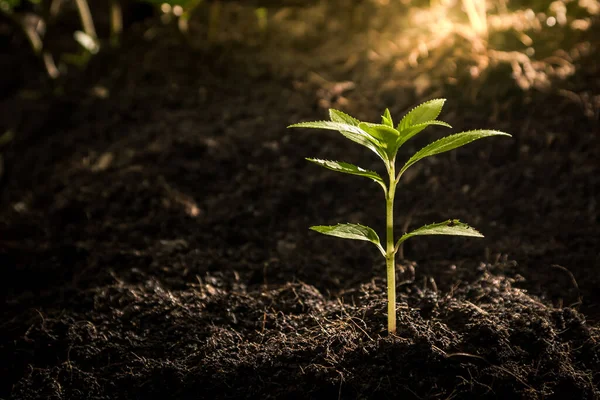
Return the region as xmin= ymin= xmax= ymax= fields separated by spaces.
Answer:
xmin=386 ymin=162 xmax=397 ymax=334
xmin=74 ymin=0 xmax=97 ymax=40
xmin=110 ymin=0 xmax=122 ymax=47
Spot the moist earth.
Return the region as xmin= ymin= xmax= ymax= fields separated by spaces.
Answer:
xmin=0 ymin=4 xmax=599 ymax=399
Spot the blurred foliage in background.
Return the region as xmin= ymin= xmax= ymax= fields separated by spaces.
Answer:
xmin=260 ymin=0 xmax=598 ymax=117
xmin=1 ymin=0 xmax=598 ymax=117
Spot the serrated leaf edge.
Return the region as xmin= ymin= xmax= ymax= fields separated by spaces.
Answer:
xmin=306 ymin=158 xmax=385 ymax=184
xmin=399 ymin=129 xmax=511 ymax=175
xmin=394 ymin=219 xmax=484 ymax=251
xmin=329 ymin=109 xmax=361 ymax=126
xmin=398 ymin=98 xmax=446 ymax=130
xmin=310 ymin=223 xmax=385 ymax=256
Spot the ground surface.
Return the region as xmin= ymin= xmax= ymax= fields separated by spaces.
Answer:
xmin=0 ymin=3 xmax=599 ymax=399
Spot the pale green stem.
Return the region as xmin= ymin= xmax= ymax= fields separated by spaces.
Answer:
xmin=110 ymin=0 xmax=122 ymax=47
xmin=386 ymin=161 xmax=397 ymax=334
xmin=74 ymin=0 xmax=97 ymax=39
xmin=0 ymin=8 xmax=41 ymax=54
xmin=0 ymin=8 xmax=60 ymax=78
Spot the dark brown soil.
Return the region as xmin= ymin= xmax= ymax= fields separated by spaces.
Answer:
xmin=1 ymin=2 xmax=599 ymax=399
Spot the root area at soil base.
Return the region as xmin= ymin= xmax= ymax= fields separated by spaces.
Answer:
xmin=4 ymin=272 xmax=600 ymax=399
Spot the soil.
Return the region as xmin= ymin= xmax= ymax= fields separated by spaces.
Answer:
xmin=1 ymin=2 xmax=599 ymax=399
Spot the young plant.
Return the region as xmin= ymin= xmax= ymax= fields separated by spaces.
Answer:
xmin=288 ymin=99 xmax=511 ymax=334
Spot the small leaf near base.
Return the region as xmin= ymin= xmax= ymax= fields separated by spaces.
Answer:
xmin=395 ymin=219 xmax=483 ymax=251
xmin=310 ymin=223 xmax=385 ymax=255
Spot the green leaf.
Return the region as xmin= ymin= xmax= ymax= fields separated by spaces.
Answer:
xmin=329 ymin=109 xmax=360 ymax=126
xmin=382 ymin=108 xmax=393 ymax=128
xmin=288 ymin=120 xmax=364 ymax=133
xmin=310 ymin=223 xmax=383 ymax=253
xmin=396 ymin=120 xmax=452 ymax=148
xmin=395 ymin=219 xmax=483 ymax=248
xmin=288 ymin=120 xmax=389 ymax=162
xmin=358 ymin=122 xmax=399 ymax=143
xmin=358 ymin=122 xmax=401 ymax=159
xmin=400 ymin=130 xmax=512 ymax=175
xmin=306 ymin=158 xmax=385 ymax=185
xmin=398 ymin=98 xmax=446 ymax=131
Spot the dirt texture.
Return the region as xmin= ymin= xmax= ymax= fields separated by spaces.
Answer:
xmin=1 ymin=2 xmax=599 ymax=399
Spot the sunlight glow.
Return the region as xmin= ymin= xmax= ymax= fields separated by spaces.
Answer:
xmin=161 ymin=3 xmax=172 ymax=14
xmin=363 ymin=0 xmax=596 ymax=94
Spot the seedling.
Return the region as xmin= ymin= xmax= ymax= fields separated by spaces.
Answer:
xmin=288 ymin=99 xmax=511 ymax=334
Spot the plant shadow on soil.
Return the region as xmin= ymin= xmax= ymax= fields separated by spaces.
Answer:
xmin=1 ymin=3 xmax=600 ymax=399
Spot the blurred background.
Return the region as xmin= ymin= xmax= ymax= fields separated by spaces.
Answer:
xmin=1 ymin=0 xmax=598 ymax=105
